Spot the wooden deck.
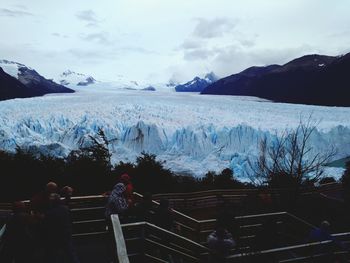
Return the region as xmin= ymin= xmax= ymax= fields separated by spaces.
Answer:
xmin=0 ymin=184 xmax=348 ymax=263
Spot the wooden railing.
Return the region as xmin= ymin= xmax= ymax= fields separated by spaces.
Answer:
xmin=0 ymin=223 xmax=6 ymax=255
xmin=112 ymin=215 xmax=210 ymax=263
xmin=111 ymin=215 xmax=348 ymax=263
xmin=227 ymin=232 xmax=350 ymax=262
xmin=111 ymin=214 xmax=130 ymax=263
xmin=0 ymin=193 xmax=316 ymax=247
xmin=149 ymin=183 xmax=343 ymax=212
xmin=0 ymin=189 xmax=344 ymax=263
xmin=0 ymin=192 xmax=317 ymax=243
xmin=134 ymin=192 xmax=316 ymax=248
xmin=0 ymin=182 xmax=341 ymax=213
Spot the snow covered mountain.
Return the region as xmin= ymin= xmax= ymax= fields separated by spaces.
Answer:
xmin=175 ymin=72 xmax=218 ymax=92
xmin=56 ymin=70 xmax=97 ymax=88
xmin=0 ymin=60 xmax=74 ymax=101
xmin=0 ymin=88 xmax=349 ymax=180
xmin=55 ymin=70 xmax=166 ymax=92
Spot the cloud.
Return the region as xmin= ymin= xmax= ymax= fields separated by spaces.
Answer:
xmin=177 ymin=17 xmax=257 ymax=62
xmin=0 ymin=8 xmax=33 ymax=17
xmin=52 ymin=33 xmax=69 ymax=38
xmin=67 ymin=48 xmax=118 ymax=62
xmin=118 ymin=46 xmax=158 ymax=55
xmin=192 ymin=18 xmax=237 ymax=39
xmin=76 ymin=10 xmax=99 ymax=27
xmin=184 ymin=48 xmax=214 ymax=60
xmin=80 ymin=32 xmax=110 ymax=44
xmin=211 ymin=44 xmax=319 ymax=77
xmin=178 ymin=39 xmax=204 ymax=50
xmin=239 ymin=38 xmax=256 ymax=48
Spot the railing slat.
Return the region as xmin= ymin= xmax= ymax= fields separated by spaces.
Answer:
xmin=111 ymin=214 xmax=130 ymax=263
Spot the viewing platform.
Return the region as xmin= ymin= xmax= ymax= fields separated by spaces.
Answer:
xmin=0 ymin=184 xmax=349 ymax=263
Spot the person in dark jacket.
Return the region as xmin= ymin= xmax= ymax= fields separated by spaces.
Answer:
xmin=43 ymin=193 xmax=79 ymax=263
xmin=105 ymin=183 xmax=128 ymax=219
xmin=307 ymin=221 xmax=347 ymax=262
xmin=30 ymin=182 xmax=58 ymax=213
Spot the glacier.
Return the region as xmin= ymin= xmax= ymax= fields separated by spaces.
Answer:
xmin=0 ymin=87 xmax=350 ymax=180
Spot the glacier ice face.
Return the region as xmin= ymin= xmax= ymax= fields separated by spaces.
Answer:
xmin=0 ymin=88 xmax=350 ymax=179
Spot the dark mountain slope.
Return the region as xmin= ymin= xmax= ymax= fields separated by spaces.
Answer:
xmin=0 ymin=67 xmax=32 ymax=100
xmin=0 ymin=60 xmax=74 ymax=101
xmin=202 ymin=53 xmax=350 ymax=106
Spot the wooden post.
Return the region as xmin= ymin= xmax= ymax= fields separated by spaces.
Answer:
xmin=111 ymin=214 xmax=130 ymax=263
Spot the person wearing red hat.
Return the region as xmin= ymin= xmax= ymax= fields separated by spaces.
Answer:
xmin=120 ymin=173 xmax=134 ymax=207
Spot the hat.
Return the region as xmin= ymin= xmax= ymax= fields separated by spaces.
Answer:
xmin=121 ymin=173 xmax=131 ymax=183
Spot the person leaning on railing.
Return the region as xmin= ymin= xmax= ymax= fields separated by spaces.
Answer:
xmin=306 ymin=221 xmax=348 ymax=261
xmin=207 ymin=221 xmax=236 ymax=263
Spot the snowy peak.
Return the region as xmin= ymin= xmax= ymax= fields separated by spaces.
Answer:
xmin=77 ymin=76 xmax=96 ymax=86
xmin=61 ymin=70 xmax=85 ymax=77
xmin=204 ymin=72 xmax=218 ymax=83
xmin=57 ymin=70 xmax=96 ymax=88
xmin=0 ymin=59 xmax=32 ymax=79
xmin=175 ymin=72 xmax=218 ymax=92
xmin=56 ymin=71 xmax=165 ymax=91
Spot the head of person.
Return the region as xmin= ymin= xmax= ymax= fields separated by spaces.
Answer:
xmin=46 ymin=182 xmax=58 ymax=194
xmin=120 ymin=173 xmax=131 ymax=185
xmin=12 ymin=201 xmax=26 ymax=214
xmin=61 ymin=186 xmax=74 ymax=199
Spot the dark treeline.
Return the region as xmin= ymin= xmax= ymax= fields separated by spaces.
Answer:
xmin=0 ymin=144 xmax=249 ymax=202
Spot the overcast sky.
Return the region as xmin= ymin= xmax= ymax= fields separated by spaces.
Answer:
xmin=1 ymin=0 xmax=350 ymax=83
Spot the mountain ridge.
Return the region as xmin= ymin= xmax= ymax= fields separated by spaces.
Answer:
xmin=201 ymin=53 xmax=350 ymax=106
xmin=175 ymin=72 xmax=218 ymax=92
xmin=0 ymin=60 xmax=74 ymax=101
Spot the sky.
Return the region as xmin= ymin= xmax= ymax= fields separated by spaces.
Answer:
xmin=0 ymin=0 xmax=350 ymax=84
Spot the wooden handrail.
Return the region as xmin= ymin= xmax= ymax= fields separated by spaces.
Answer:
xmin=111 ymin=214 xmax=130 ymax=263
xmin=227 ymin=232 xmax=350 ymax=260
xmin=120 ymin=220 xmax=209 ymax=262
xmin=118 ymin=214 xmax=321 ymax=263
xmin=0 ymin=224 xmax=6 ymax=255
xmin=133 ymin=192 xmax=200 ymax=223
xmin=279 ymin=251 xmax=349 ymax=263
xmin=285 ymin=212 xmax=316 ymax=229
xmin=150 ymin=183 xmax=341 ymax=199
xmin=0 ymin=224 xmax=6 ymax=239
xmin=122 ymin=221 xmax=208 ymax=251
xmin=235 ymin=211 xmax=287 ymax=220
xmin=0 ymin=182 xmax=341 ymax=211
